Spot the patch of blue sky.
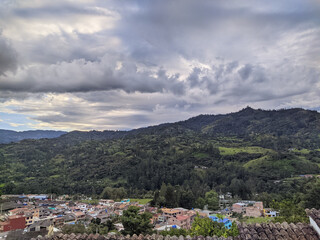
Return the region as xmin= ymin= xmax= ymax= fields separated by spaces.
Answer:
xmin=0 ymin=112 xmax=38 ymax=131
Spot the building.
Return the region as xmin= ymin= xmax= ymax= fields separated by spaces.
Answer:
xmin=25 ymin=212 xmax=35 ymax=226
xmin=0 ymin=215 xmax=26 ymax=232
xmin=232 ymin=203 xmax=247 ymax=214
xmin=244 ymin=201 xmax=263 ymax=217
xmin=168 ymin=215 xmax=191 ymax=229
xmin=264 ymin=208 xmax=278 ymax=217
xmin=161 ymin=208 xmax=183 ymax=218
xmin=99 ymin=199 xmax=114 ymax=206
xmin=26 ymin=219 xmax=52 ymax=232
xmin=73 ymin=211 xmax=86 ymax=221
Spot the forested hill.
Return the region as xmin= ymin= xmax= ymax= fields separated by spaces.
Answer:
xmin=0 ymin=129 xmax=67 ymax=144
xmin=1 ymin=107 xmax=320 ymax=203
xmin=59 ymin=107 xmax=320 ymax=148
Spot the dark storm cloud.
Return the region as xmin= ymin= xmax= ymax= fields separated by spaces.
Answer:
xmin=0 ymin=56 xmax=186 ymax=95
xmin=238 ymin=64 xmax=252 ymax=80
xmin=0 ymin=34 xmax=18 ymax=75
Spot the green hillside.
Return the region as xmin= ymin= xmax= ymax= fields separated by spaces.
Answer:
xmin=1 ymin=107 xmax=320 ymax=206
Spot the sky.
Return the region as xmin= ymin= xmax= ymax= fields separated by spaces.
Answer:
xmin=0 ymin=0 xmax=319 ymax=131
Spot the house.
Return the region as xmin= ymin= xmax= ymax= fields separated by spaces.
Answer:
xmin=26 ymin=219 xmax=52 ymax=232
xmin=63 ymin=214 xmax=76 ymax=224
xmin=8 ymin=207 xmax=39 ymax=226
xmin=54 ymin=216 xmax=65 ymax=226
xmin=151 ymin=213 xmax=160 ymax=224
xmin=300 ymin=174 xmax=314 ymax=178
xmin=73 ymin=211 xmax=85 ymax=221
xmin=0 ymin=201 xmax=21 ymax=213
xmin=173 ymin=208 xmax=188 ymax=215
xmin=38 ymin=207 xmax=52 ymax=218
xmin=244 ymin=202 xmax=263 ymax=217
xmin=264 ymin=208 xmax=278 ymax=217
xmin=25 ymin=212 xmax=35 ymax=226
xmin=232 ymin=203 xmax=247 ymax=213
xmin=8 ymin=207 xmax=29 ymax=216
xmin=168 ymin=215 xmax=191 ymax=229
xmin=0 ymin=215 xmax=26 ymax=232
xmin=244 ymin=206 xmax=262 ymax=217
xmin=161 ymin=208 xmax=183 ymax=218
xmin=158 ymin=215 xmax=166 ymax=223
xmin=27 ymin=195 xmax=48 ymax=200
xmin=96 ymin=213 xmax=110 ymax=224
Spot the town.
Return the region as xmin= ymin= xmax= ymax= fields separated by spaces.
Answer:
xmin=1 ymin=193 xmax=319 ymax=239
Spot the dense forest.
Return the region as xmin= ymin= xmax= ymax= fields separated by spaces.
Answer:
xmin=1 ymin=107 xmax=320 ymax=208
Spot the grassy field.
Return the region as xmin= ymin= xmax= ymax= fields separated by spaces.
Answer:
xmin=243 ymin=156 xmax=269 ymax=169
xmin=130 ymin=199 xmax=152 ymax=204
xmin=219 ymin=146 xmax=273 ymax=156
xmin=291 ymin=148 xmax=311 ymax=154
xmin=242 ymin=217 xmax=273 ymax=224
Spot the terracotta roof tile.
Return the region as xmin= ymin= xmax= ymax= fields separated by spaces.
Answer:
xmin=237 ymin=221 xmax=318 ymax=240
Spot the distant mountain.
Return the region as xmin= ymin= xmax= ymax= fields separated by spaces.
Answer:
xmin=0 ymin=129 xmax=67 ymax=144
xmin=57 ymin=107 xmax=320 ymax=148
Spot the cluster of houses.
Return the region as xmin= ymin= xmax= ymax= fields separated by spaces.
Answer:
xmin=0 ymin=194 xmax=280 ymax=237
xmin=232 ymin=201 xmax=278 ymax=218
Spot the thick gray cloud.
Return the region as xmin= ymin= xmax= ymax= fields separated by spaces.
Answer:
xmin=0 ymin=34 xmax=18 ymax=75
xmin=0 ymin=55 xmax=185 ymax=94
xmin=0 ymin=0 xmax=319 ymax=130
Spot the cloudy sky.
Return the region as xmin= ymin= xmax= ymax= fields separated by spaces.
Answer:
xmin=0 ymin=0 xmax=319 ymax=131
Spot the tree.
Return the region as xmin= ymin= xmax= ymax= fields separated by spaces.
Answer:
xmin=165 ymin=184 xmax=177 ymax=207
xmin=304 ymin=181 xmax=320 ymax=209
xmin=191 ymin=215 xmax=239 ymax=237
xmin=229 ymin=178 xmax=251 ymax=199
xmin=100 ymin=187 xmax=127 ymax=200
xmin=271 ymin=200 xmax=308 ymax=223
xmin=195 ymin=197 xmax=206 ymax=209
xmin=179 ymin=190 xmax=195 ymax=209
xmin=62 ymin=223 xmax=86 ymax=234
xmin=205 ymin=190 xmax=219 ymax=210
xmin=191 ymin=216 xmax=216 ymax=236
xmin=121 ymin=206 xmax=153 ymax=235
xmin=86 ymin=217 xmax=116 ymax=234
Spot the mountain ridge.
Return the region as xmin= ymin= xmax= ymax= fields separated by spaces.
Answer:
xmin=1 ymin=107 xmax=320 ymax=199
xmin=0 ymin=129 xmax=67 ymax=144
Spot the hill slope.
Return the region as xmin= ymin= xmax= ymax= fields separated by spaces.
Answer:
xmin=0 ymin=107 xmax=320 ymax=200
